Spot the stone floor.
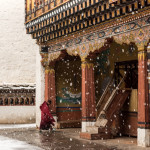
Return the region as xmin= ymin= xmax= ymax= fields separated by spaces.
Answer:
xmin=0 ymin=126 xmax=150 ymax=150
xmin=0 ymin=135 xmax=42 ymax=150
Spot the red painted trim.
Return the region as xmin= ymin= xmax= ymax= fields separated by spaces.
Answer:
xmin=138 ymin=55 xmax=149 ymax=127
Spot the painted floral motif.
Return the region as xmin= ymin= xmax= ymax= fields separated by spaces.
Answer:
xmin=49 ymin=51 xmax=61 ymax=61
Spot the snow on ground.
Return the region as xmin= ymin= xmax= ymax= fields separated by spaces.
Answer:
xmin=0 ymin=124 xmax=41 ymax=149
xmin=0 ymin=136 xmax=43 ymax=150
xmin=0 ymin=124 xmax=36 ymax=129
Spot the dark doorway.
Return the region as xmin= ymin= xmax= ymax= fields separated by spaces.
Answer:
xmin=114 ymin=60 xmax=138 ymax=137
xmin=114 ymin=60 xmax=138 ymax=89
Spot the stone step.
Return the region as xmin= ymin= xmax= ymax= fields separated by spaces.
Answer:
xmin=95 ymin=118 xmax=108 ymax=127
xmin=56 ymin=120 xmax=81 ymax=129
xmin=80 ymin=131 xmax=113 ymax=140
xmin=86 ymin=126 xmax=99 ymax=133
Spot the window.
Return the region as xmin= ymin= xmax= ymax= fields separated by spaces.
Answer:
xmin=30 ymin=97 xmax=35 ymax=105
xmin=0 ymin=98 xmax=3 ymax=105
xmin=4 ymin=98 xmax=8 ymax=105
xmin=10 ymin=98 xmax=14 ymax=105
xmin=25 ymin=98 xmax=30 ymax=105
xmin=20 ymin=98 xmax=24 ymax=105
xmin=0 ymin=88 xmax=35 ymax=106
xmin=15 ymin=98 xmax=19 ymax=105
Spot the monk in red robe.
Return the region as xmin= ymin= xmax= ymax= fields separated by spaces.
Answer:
xmin=40 ymin=100 xmax=55 ymax=130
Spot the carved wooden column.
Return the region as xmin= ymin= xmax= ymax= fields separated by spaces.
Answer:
xmin=44 ymin=65 xmax=50 ymax=102
xmin=49 ymin=66 xmax=56 ymax=116
xmin=81 ymin=58 xmax=96 ymax=132
xmin=44 ymin=65 xmax=56 ymax=116
xmin=137 ymin=44 xmax=150 ymax=147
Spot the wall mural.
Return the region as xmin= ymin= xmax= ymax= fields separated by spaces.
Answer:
xmin=96 ymin=48 xmax=110 ymax=75
xmin=55 ymin=58 xmax=81 ymax=107
xmin=56 ymin=87 xmax=81 ymax=105
xmin=55 ymin=57 xmax=82 ymax=121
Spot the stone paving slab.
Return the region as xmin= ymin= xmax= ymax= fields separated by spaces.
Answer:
xmin=0 ymin=127 xmax=111 ymax=150
xmin=62 ymin=129 xmax=150 ymax=150
xmin=0 ymin=127 xmax=150 ymax=150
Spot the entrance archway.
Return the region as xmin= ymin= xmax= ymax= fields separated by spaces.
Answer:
xmin=86 ymin=40 xmax=139 ymax=137
xmin=55 ymin=53 xmax=82 ymax=128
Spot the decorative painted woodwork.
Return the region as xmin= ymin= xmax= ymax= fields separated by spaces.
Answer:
xmin=37 ymin=13 xmax=150 ymax=61
xmin=25 ymin=0 xmax=150 ymax=44
xmin=49 ymin=51 xmax=61 ymax=62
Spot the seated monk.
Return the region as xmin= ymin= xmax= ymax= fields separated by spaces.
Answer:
xmin=40 ymin=100 xmax=55 ymax=130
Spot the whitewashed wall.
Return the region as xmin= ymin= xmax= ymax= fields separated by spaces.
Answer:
xmin=0 ymin=106 xmax=36 ymax=124
xmin=36 ymin=50 xmax=45 ymax=128
xmin=0 ymin=0 xmax=38 ymax=84
xmin=0 ymin=0 xmax=38 ymax=123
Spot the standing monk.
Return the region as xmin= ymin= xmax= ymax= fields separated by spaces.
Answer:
xmin=40 ymin=100 xmax=55 ymax=131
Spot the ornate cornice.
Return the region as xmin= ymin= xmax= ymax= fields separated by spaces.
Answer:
xmin=26 ymin=0 xmax=150 ymax=43
xmin=37 ymin=7 xmax=150 ymax=63
xmin=26 ymin=0 xmax=86 ymax=26
xmin=46 ymin=7 xmax=150 ymax=47
xmin=47 ymin=8 xmax=150 ymax=51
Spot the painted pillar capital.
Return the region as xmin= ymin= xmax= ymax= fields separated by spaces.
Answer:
xmin=40 ymin=53 xmax=48 ymax=67
xmin=81 ymin=58 xmax=94 ymax=69
xmin=137 ymin=44 xmax=147 ymax=61
xmin=45 ymin=65 xmax=50 ymax=74
xmin=81 ymin=57 xmax=86 ymax=63
xmin=137 ymin=43 xmax=145 ymax=51
xmin=45 ymin=65 xmax=55 ymax=74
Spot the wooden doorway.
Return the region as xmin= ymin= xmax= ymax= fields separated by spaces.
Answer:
xmin=114 ymin=60 xmax=138 ymax=136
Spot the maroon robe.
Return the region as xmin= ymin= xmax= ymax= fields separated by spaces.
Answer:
xmin=40 ymin=101 xmax=55 ymax=130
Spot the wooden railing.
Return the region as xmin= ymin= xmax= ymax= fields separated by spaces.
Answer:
xmin=96 ymin=73 xmax=128 ymax=120
xmin=96 ymin=75 xmax=114 ymax=109
xmin=96 ymin=75 xmax=115 ymax=119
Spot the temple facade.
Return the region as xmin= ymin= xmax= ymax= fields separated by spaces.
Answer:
xmin=25 ymin=0 xmax=150 ymax=147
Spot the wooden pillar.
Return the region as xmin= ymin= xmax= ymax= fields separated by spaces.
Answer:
xmin=147 ymin=43 xmax=150 ymax=122
xmin=45 ymin=65 xmax=50 ymax=102
xmin=81 ymin=58 xmax=96 ymax=132
xmin=137 ymin=44 xmax=150 ymax=147
xmin=44 ymin=65 xmax=56 ymax=116
xmin=49 ymin=67 xmax=56 ymax=116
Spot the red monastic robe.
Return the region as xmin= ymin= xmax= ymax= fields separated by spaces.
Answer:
xmin=40 ymin=101 xmax=55 ymax=130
